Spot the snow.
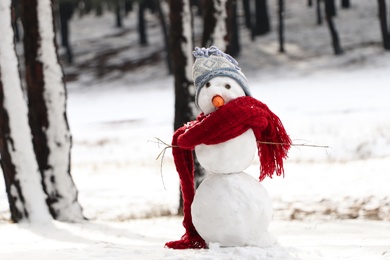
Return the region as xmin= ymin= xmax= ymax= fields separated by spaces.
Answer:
xmin=1 ymin=0 xmax=390 ymax=259
xmin=0 ymin=218 xmax=389 ymax=260
xmin=0 ymin=0 xmax=51 ymax=222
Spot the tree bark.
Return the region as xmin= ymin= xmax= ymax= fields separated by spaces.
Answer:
xmin=20 ymin=0 xmax=84 ymax=221
xmin=326 ymin=0 xmax=337 ymax=17
xmin=138 ymin=1 xmax=148 ymax=45
xmin=225 ymin=0 xmax=240 ymax=57
xmin=0 ymin=0 xmax=52 ymax=223
xmin=316 ymin=0 xmax=323 ymax=25
xmin=324 ymin=0 xmax=343 ymax=54
xmin=341 ymin=0 xmax=350 ymax=8
xmin=59 ymin=1 xmax=74 ymax=63
xmin=201 ymin=0 xmax=216 ymax=47
xmin=115 ymin=0 xmax=123 ymax=28
xmin=168 ymin=0 xmax=206 ymax=214
xmin=242 ymin=0 xmax=252 ymax=29
xmin=378 ymin=0 xmax=390 ymax=50
xmin=253 ymin=0 xmax=271 ymax=37
xmin=278 ymin=0 xmax=285 ymax=53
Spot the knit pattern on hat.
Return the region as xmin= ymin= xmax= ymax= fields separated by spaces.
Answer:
xmin=165 ymin=96 xmax=291 ymax=249
xmin=192 ymin=46 xmax=251 ymax=108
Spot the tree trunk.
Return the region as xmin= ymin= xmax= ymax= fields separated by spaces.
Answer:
xmin=202 ymin=0 xmax=229 ymax=51
xmin=316 ymin=0 xmax=323 ymax=25
xmin=253 ymin=0 xmax=271 ymax=37
xmin=168 ymin=0 xmax=206 ymax=214
xmin=11 ymin=0 xmax=20 ymax=42
xmin=225 ymin=0 xmax=240 ymax=57
xmin=201 ymin=0 xmax=216 ymax=47
xmin=59 ymin=2 xmax=74 ymax=64
xmin=154 ymin=0 xmax=172 ymax=74
xmin=0 ymin=0 xmax=52 ymax=223
xmin=20 ymin=0 xmax=84 ymax=222
xmin=326 ymin=0 xmax=337 ymax=17
xmin=115 ymin=0 xmax=123 ymax=28
xmin=242 ymin=0 xmax=252 ymax=29
xmin=378 ymin=0 xmax=390 ymax=50
xmin=324 ymin=0 xmax=343 ymax=54
xmin=138 ymin=1 xmax=148 ymax=46
xmin=341 ymin=0 xmax=350 ymax=8
xmin=278 ymin=0 xmax=285 ymax=53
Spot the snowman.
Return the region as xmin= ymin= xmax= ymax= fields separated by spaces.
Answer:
xmin=165 ymin=46 xmax=291 ymax=249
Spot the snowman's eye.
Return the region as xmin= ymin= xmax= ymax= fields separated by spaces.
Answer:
xmin=206 ymin=82 xmax=211 ymax=88
xmin=225 ymin=84 xmax=231 ymax=89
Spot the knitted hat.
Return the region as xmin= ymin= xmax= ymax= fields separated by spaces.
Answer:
xmin=192 ymin=46 xmax=251 ymax=108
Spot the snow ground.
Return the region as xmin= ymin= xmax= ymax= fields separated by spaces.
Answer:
xmin=1 ymin=0 xmax=390 ymax=259
xmin=1 ymin=218 xmax=389 ymax=260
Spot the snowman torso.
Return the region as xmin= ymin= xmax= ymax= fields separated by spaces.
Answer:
xmin=195 ymin=129 xmax=257 ymax=174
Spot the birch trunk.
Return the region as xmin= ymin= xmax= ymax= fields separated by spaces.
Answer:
xmin=20 ymin=0 xmax=84 ymax=221
xmin=0 ymin=0 xmax=52 ymax=223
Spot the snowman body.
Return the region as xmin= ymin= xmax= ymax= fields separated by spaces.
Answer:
xmin=191 ymin=77 xmax=274 ymax=247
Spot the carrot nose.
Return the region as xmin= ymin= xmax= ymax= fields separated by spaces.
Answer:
xmin=212 ymin=95 xmax=225 ymax=108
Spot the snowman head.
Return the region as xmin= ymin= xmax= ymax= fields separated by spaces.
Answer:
xmin=192 ymin=46 xmax=251 ymax=114
xmin=197 ymin=76 xmax=246 ymax=115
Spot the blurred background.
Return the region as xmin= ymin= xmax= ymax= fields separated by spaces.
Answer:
xmin=1 ymin=0 xmax=390 ymax=224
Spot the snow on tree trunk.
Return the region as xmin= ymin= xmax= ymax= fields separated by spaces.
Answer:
xmin=211 ymin=0 xmax=228 ymax=51
xmin=0 ymin=0 xmax=52 ymax=223
xmin=20 ymin=0 xmax=84 ymax=221
xmin=202 ymin=0 xmax=228 ymax=52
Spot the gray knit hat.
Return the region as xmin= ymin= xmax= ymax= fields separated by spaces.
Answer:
xmin=192 ymin=46 xmax=251 ymax=107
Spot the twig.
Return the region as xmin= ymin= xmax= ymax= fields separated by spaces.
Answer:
xmin=257 ymin=141 xmax=329 ymax=149
xmin=148 ymin=138 xmax=178 ymax=190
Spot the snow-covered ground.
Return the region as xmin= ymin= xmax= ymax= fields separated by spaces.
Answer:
xmin=1 ymin=0 xmax=390 ymax=259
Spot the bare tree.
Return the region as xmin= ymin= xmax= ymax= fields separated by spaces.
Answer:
xmin=0 ymin=0 xmax=52 ymax=223
xmin=324 ymin=0 xmax=343 ymax=54
xmin=316 ymin=0 xmax=323 ymax=25
xmin=20 ymin=0 xmax=84 ymax=221
xmin=278 ymin=0 xmax=285 ymax=53
xmin=138 ymin=0 xmax=148 ymax=45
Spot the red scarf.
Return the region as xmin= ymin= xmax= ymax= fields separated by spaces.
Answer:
xmin=165 ymin=96 xmax=291 ymax=249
